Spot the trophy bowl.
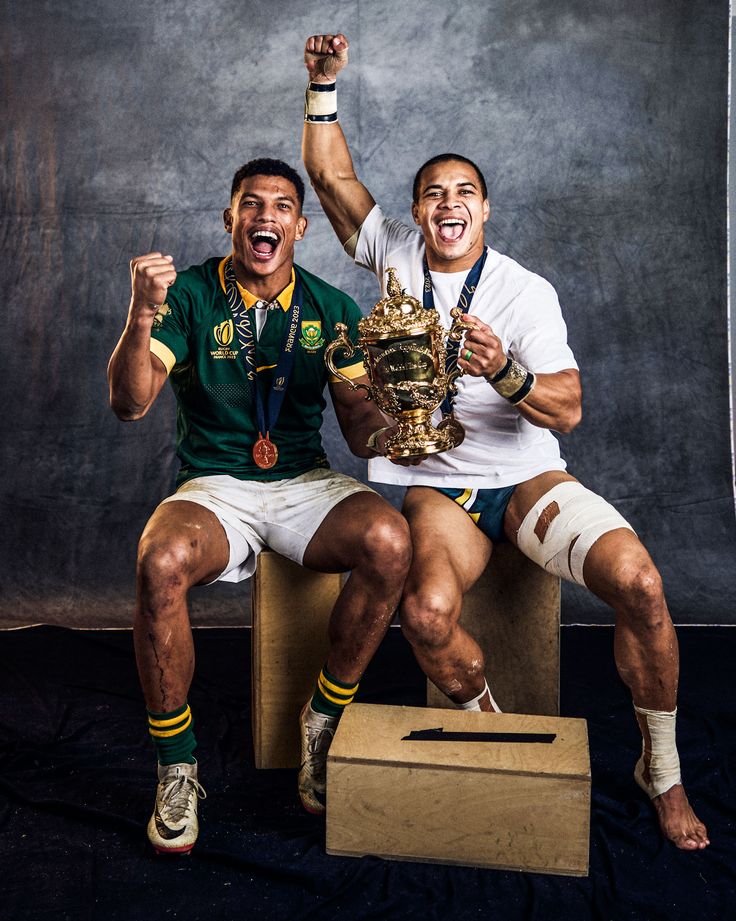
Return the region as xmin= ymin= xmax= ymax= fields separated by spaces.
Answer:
xmin=324 ymin=267 xmax=471 ymax=460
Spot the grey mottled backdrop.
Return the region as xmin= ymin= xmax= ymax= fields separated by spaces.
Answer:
xmin=1 ymin=0 xmax=733 ymax=627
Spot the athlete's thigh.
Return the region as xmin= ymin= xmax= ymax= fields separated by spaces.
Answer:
xmin=302 ymin=489 xmax=407 ymax=573
xmin=402 ymin=486 xmax=492 ymax=596
xmin=139 ymin=499 xmax=230 ymax=586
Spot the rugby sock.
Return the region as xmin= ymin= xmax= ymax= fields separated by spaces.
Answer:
xmin=310 ymin=665 xmax=359 ymax=718
xmin=147 ymin=702 xmax=197 ymax=766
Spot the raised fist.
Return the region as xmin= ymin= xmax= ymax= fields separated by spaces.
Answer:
xmin=304 ymin=33 xmax=349 ymax=83
xmin=130 ymin=253 xmax=176 ymax=312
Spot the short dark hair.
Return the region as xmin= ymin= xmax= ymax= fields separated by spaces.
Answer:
xmin=230 ymin=158 xmax=305 ymax=210
xmin=412 ymin=153 xmax=488 ymax=203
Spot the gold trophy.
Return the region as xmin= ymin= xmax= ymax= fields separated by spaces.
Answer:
xmin=325 ymin=267 xmax=472 ymax=460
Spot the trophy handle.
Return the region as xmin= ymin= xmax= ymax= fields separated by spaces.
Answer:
xmin=446 ymin=307 xmax=475 ymax=393
xmin=447 ymin=306 xmax=474 ymax=342
xmin=324 ymin=323 xmax=372 ymax=398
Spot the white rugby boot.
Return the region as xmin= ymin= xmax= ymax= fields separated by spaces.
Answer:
xmin=147 ymin=761 xmax=207 ymax=855
xmin=298 ymin=703 xmax=339 ymax=815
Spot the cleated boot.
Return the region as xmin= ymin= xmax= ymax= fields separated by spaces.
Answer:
xmin=147 ymin=761 xmax=206 ymax=855
xmin=298 ymin=703 xmax=339 ymax=815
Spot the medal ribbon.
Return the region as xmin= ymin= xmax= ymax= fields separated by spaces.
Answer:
xmin=225 ymin=258 xmax=302 ymax=463
xmin=225 ymin=257 xmax=257 ymax=383
xmin=254 ymin=273 xmax=302 ymax=450
xmin=422 ymin=248 xmax=487 ymax=415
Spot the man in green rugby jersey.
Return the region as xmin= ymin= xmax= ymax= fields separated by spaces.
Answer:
xmin=108 ymin=158 xmax=411 ymax=853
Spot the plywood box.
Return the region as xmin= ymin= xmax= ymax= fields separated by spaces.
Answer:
xmin=251 ymin=550 xmax=340 ymax=769
xmin=427 ymin=543 xmax=561 ymax=716
xmin=327 ymin=704 xmax=590 ymax=876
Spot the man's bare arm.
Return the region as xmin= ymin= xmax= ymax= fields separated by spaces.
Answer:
xmin=329 ymin=375 xmax=390 ymax=458
xmin=107 ymin=253 xmax=175 ymax=420
xmin=459 ymin=315 xmax=583 ymax=434
xmin=302 ymin=33 xmax=375 ymax=246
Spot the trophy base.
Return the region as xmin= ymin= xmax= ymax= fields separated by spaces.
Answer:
xmin=383 ymin=415 xmax=465 ymax=461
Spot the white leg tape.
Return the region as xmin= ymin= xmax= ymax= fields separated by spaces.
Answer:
xmin=516 ymin=481 xmax=635 ymax=587
xmin=459 ymin=679 xmax=502 ymax=713
xmin=633 ymin=704 xmax=682 ymax=798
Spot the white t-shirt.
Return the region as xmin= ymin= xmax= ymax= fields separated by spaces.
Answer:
xmin=354 ymin=205 xmax=579 ymax=489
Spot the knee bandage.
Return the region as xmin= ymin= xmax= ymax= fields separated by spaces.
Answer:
xmin=633 ymin=704 xmax=682 ymax=798
xmin=516 ymin=482 xmax=635 ymax=587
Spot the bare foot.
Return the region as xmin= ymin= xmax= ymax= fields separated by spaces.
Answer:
xmin=635 ymin=758 xmax=709 ymax=849
xmin=651 ymin=784 xmax=709 ymax=850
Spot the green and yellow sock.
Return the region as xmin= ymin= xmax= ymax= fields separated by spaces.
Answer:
xmin=310 ymin=665 xmax=359 ymax=718
xmin=147 ymin=701 xmax=197 ymax=766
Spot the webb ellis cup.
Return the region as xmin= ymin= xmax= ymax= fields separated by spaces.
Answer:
xmin=325 ymin=267 xmax=473 ymax=460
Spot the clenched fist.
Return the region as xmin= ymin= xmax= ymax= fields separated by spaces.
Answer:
xmin=457 ymin=314 xmax=508 ymax=380
xmin=304 ymin=33 xmax=349 ymax=84
xmin=129 ymin=252 xmax=176 ymax=315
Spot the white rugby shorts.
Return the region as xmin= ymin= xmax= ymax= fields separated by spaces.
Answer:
xmin=159 ymin=468 xmax=376 ymax=583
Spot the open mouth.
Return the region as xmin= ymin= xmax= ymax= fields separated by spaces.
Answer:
xmin=436 ymin=218 xmax=466 ymax=243
xmin=249 ymin=229 xmax=280 ymax=260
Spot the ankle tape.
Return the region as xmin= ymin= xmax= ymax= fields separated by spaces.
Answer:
xmin=459 ymin=679 xmax=502 ymax=713
xmin=633 ymin=704 xmax=682 ymax=798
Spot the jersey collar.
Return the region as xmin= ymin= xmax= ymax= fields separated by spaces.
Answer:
xmin=218 ymin=257 xmax=295 ymax=311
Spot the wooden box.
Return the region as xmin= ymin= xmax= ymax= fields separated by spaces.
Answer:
xmin=251 ymin=550 xmax=340 ymax=769
xmin=327 ymin=703 xmax=590 ymax=876
xmin=426 ymin=542 xmax=561 ymax=715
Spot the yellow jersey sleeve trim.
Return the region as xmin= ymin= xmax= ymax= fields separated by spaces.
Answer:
xmin=256 ymin=363 xmax=277 ymax=372
xmin=150 ymin=338 xmax=177 ymax=376
xmin=329 ymin=361 xmax=365 ymax=383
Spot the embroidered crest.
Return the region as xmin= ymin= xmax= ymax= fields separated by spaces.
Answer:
xmin=299 ymin=320 xmax=324 ymax=352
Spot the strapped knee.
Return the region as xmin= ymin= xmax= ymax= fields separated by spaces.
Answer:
xmin=517 ymin=482 xmax=635 ymax=587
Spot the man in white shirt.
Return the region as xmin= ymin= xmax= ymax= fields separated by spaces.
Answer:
xmin=300 ymin=33 xmax=708 ymax=851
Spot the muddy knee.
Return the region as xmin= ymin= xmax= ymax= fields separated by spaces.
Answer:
xmin=615 ymin=560 xmax=667 ymax=627
xmin=400 ymin=589 xmax=458 ymax=649
xmin=357 ymin=513 xmax=412 ymax=579
xmin=136 ymin=537 xmax=198 ymax=614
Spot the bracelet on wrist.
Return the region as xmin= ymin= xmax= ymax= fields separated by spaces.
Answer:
xmin=304 ymin=81 xmax=337 ymax=123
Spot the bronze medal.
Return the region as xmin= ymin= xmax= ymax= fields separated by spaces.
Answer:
xmin=253 ymin=433 xmax=278 ymax=469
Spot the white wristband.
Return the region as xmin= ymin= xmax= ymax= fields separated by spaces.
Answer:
xmin=305 ymin=82 xmax=337 ymax=123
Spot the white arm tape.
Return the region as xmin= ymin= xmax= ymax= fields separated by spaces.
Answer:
xmin=342 ymin=225 xmax=361 ymax=258
xmin=516 ymin=481 xmax=635 ymax=587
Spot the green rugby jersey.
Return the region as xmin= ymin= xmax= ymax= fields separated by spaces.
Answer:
xmin=149 ymin=256 xmax=365 ymax=484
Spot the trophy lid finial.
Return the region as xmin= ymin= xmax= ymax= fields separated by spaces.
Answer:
xmin=386 ymin=267 xmax=403 ymax=298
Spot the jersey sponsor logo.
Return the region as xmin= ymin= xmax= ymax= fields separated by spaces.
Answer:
xmin=299 ymin=320 xmax=325 ymax=353
xmin=153 ymin=303 xmax=171 ymax=328
xmin=210 ymin=319 xmax=238 ymax=359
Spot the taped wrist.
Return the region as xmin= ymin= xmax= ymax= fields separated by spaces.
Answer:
xmin=489 ymin=356 xmax=536 ymax=405
xmin=305 ymin=81 xmax=337 ymax=123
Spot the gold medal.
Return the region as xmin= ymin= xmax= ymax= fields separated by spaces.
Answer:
xmin=253 ymin=432 xmax=278 ymax=469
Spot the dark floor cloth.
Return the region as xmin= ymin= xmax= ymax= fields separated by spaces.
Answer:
xmin=0 ymin=625 xmax=733 ymax=921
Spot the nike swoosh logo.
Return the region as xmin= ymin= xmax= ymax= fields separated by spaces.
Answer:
xmin=155 ymin=811 xmax=186 ymax=840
